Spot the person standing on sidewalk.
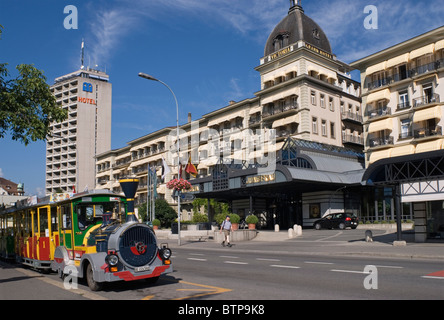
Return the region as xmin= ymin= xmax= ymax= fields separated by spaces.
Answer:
xmin=220 ymin=215 xmax=233 ymax=247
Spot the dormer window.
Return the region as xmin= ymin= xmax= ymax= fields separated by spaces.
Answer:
xmin=273 ymin=33 xmax=290 ymax=51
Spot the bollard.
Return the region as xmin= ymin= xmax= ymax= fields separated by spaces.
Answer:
xmin=296 ymin=225 xmax=302 ymax=236
xmin=365 ymin=230 xmax=373 ymax=242
xmin=275 ymin=224 xmax=280 ymax=232
xmin=288 ymin=228 xmax=295 ymax=239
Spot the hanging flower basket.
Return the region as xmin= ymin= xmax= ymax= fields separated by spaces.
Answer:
xmin=166 ymin=178 xmax=192 ymax=191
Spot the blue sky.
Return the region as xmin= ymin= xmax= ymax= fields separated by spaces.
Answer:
xmin=1 ymin=0 xmax=444 ymax=196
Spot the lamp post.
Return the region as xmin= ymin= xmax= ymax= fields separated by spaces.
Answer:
xmin=138 ymin=73 xmax=182 ymax=246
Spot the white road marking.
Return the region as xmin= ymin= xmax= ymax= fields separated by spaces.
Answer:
xmin=270 ymin=265 xmax=300 ymax=269
xmin=224 ymin=261 xmax=248 ymax=265
xmin=304 ymin=261 xmax=334 ymax=265
xmin=421 ymin=276 xmax=444 ymax=280
xmin=256 ymin=258 xmax=281 ymax=262
xmin=187 ymin=258 xmax=207 ymax=261
xmin=331 ymin=269 xmax=370 ymax=274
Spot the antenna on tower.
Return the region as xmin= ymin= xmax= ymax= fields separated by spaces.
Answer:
xmin=81 ymin=39 xmax=85 ymax=70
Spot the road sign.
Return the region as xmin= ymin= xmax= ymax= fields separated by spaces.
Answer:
xmin=180 ymin=193 xmax=196 ymax=201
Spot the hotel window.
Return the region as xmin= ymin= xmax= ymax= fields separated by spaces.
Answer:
xmin=400 ymin=118 xmax=411 ymax=139
xmin=312 ymin=117 xmax=318 ymax=134
xmin=329 ymin=97 xmax=334 ymax=111
xmin=321 ymin=120 xmax=327 ymax=136
xmin=423 ymin=84 xmax=434 ymax=103
xmin=311 ymin=91 xmax=316 ymax=105
xmin=320 ymin=94 xmax=325 ymax=108
xmin=398 ymin=90 xmax=409 ymax=109
xmin=330 ymin=122 xmax=335 ymax=139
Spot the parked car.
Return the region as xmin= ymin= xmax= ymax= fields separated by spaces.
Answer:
xmin=313 ymin=213 xmax=358 ymax=230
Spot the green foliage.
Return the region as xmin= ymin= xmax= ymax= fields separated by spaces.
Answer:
xmin=152 ymin=219 xmax=161 ymax=226
xmin=214 ymin=213 xmax=226 ymax=225
xmin=246 ymin=215 xmax=259 ymax=224
xmin=192 ymin=212 xmax=209 ymax=223
xmin=137 ymin=199 xmax=177 ymax=227
xmin=229 ymin=213 xmax=240 ymax=223
xmin=0 ymin=63 xmax=67 ymax=145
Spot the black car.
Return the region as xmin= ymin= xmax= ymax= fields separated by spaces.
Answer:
xmin=313 ymin=213 xmax=358 ymax=230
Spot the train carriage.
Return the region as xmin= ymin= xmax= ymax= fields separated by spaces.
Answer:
xmin=0 ymin=179 xmax=173 ymax=291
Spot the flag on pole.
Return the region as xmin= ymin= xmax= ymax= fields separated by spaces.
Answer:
xmin=185 ymin=155 xmax=198 ymax=177
xmin=161 ymin=157 xmax=171 ymax=181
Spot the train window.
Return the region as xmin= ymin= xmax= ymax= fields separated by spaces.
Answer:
xmin=61 ymin=205 xmax=72 ymax=230
xmin=77 ymin=205 xmax=95 ymax=231
xmin=51 ymin=206 xmax=58 ymax=233
xmin=25 ymin=210 xmax=31 ymax=235
xmin=39 ymin=208 xmax=48 ymax=237
xmin=33 ymin=211 xmax=38 ymax=235
xmin=95 ymin=205 xmax=104 ymax=217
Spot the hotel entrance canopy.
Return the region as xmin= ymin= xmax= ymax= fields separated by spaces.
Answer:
xmin=189 ymin=138 xmax=365 ymax=200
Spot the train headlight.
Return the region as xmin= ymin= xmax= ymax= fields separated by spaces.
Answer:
xmin=106 ymin=254 xmax=119 ymax=266
xmin=161 ymin=248 xmax=172 ymax=260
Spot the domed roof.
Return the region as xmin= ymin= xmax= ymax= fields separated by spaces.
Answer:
xmin=264 ymin=2 xmax=332 ymax=57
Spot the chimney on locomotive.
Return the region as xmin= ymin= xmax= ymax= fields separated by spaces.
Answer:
xmin=119 ymin=178 xmax=139 ymax=223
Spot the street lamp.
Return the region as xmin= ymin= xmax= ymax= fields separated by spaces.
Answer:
xmin=138 ymin=72 xmax=182 ymax=246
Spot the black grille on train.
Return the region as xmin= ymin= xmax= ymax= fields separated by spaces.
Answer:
xmin=118 ymin=226 xmax=157 ymax=267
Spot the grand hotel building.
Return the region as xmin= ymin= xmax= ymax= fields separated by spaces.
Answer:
xmin=93 ymin=2 xmax=444 ymax=242
xmin=95 ymin=1 xmax=365 ymax=229
xmin=351 ymin=26 xmax=444 ymax=242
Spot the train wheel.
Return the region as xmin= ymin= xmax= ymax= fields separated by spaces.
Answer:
xmin=86 ymin=263 xmax=103 ymax=291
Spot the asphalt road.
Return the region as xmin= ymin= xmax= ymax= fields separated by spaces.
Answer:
xmin=1 ymin=229 xmax=443 ymax=301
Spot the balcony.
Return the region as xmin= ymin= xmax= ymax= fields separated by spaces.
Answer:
xmin=343 ymin=134 xmax=364 ymax=146
xmin=366 ymin=59 xmax=444 ymax=91
xmin=369 ymin=136 xmax=394 ymax=148
xmin=414 ymin=126 xmax=442 ymax=139
xmin=342 ymin=111 xmax=363 ymax=123
xmin=413 ymin=94 xmax=440 ymax=108
xmin=262 ymin=103 xmax=298 ymax=119
xmin=367 ymin=106 xmax=391 ymax=119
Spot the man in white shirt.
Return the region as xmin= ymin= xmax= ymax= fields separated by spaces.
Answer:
xmin=220 ymin=215 xmax=233 ymax=247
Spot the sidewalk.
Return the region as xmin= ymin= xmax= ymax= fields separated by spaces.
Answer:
xmin=162 ymin=229 xmax=444 ymax=261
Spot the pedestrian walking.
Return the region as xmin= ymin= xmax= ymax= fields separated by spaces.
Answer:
xmin=220 ymin=215 xmax=233 ymax=247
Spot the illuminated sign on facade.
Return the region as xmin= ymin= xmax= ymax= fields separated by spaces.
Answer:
xmin=83 ymin=82 xmax=93 ymax=93
xmin=77 ymin=97 xmax=96 ymax=105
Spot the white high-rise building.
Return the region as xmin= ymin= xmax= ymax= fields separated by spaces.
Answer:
xmin=46 ymin=67 xmax=112 ymax=194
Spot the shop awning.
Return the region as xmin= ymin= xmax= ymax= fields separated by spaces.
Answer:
xmin=366 ymin=61 xmax=387 ymax=75
xmin=369 ymin=149 xmax=392 ymax=164
xmin=386 ymin=53 xmax=410 ymax=68
xmin=435 ymin=39 xmax=444 ymax=51
xmin=413 ymin=106 xmax=442 ymax=122
xmin=410 ymin=43 xmax=435 ymax=60
xmin=366 ymin=89 xmax=391 ymax=104
xmin=272 ymin=114 xmax=299 ymax=128
xmin=415 ymin=139 xmax=444 ymax=154
xmin=368 ymin=118 xmax=393 ymax=133
xmin=391 ymin=145 xmax=416 ymax=158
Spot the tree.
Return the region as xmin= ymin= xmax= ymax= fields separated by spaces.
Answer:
xmin=137 ymin=199 xmax=177 ymax=228
xmin=0 ymin=63 xmax=67 ymax=145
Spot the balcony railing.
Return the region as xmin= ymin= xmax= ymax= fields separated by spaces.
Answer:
xmin=342 ymin=134 xmax=364 ymax=145
xmin=367 ymin=106 xmax=391 ymax=119
xmin=262 ymin=103 xmax=298 ymax=118
xmin=342 ymin=111 xmax=363 ymax=123
xmin=414 ymin=126 xmax=442 ymax=139
xmin=369 ymin=136 xmax=394 ymax=148
xmin=366 ymin=59 xmax=444 ymax=91
xmin=413 ymin=94 xmax=440 ymax=108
